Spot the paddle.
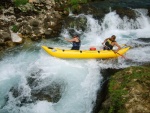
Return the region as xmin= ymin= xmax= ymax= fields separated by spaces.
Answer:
xmin=114 ymin=51 xmax=128 ymax=60
xmin=102 ymin=44 xmax=128 ymax=60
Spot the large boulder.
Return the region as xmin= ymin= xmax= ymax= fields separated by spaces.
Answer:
xmin=1 ymin=32 xmax=11 ymax=42
xmin=11 ymin=32 xmax=23 ymax=43
xmin=4 ymin=68 xmax=63 ymax=107
xmin=98 ymin=66 xmax=150 ymax=113
xmin=63 ymin=16 xmax=87 ymax=32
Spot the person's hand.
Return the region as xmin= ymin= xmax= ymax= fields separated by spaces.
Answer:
xmin=113 ymin=50 xmax=118 ymax=53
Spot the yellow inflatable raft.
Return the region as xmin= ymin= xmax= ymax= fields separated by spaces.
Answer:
xmin=42 ymin=46 xmax=130 ymax=59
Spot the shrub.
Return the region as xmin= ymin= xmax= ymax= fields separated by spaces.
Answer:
xmin=67 ymin=0 xmax=87 ymax=14
xmin=14 ymin=0 xmax=28 ymax=7
xmin=11 ymin=25 xmax=19 ymax=33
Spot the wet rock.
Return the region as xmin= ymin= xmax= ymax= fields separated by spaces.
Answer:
xmin=66 ymin=28 xmax=81 ymax=37
xmin=0 ymin=0 xmax=70 ymax=52
xmin=74 ymin=0 xmax=147 ymax=20
xmin=24 ymin=25 xmax=33 ymax=34
xmin=18 ymin=3 xmax=34 ymax=12
xmin=1 ymin=32 xmax=11 ymax=42
xmin=18 ymin=21 xmax=31 ymax=34
xmin=0 ymin=0 xmax=13 ymax=8
xmin=31 ymin=82 xmax=62 ymax=103
xmin=62 ymin=10 xmax=69 ymax=17
xmin=64 ymin=16 xmax=87 ymax=32
xmin=29 ymin=19 xmax=40 ymax=27
xmin=126 ymin=38 xmax=150 ymax=49
xmin=44 ymin=29 xmax=53 ymax=38
xmin=14 ymin=3 xmax=39 ymax=17
xmin=6 ymin=69 xmax=63 ymax=107
xmin=5 ymin=41 xmax=15 ymax=47
xmin=13 ymin=6 xmax=20 ymax=12
xmin=54 ymin=11 xmax=62 ymax=19
xmin=29 ymin=0 xmax=38 ymax=3
xmin=98 ymin=66 xmax=150 ymax=113
xmin=47 ymin=21 xmax=57 ymax=29
xmin=0 ymin=42 xmax=5 ymax=47
xmin=27 ymin=69 xmax=63 ymax=103
xmin=11 ymin=32 xmax=23 ymax=43
xmin=16 ymin=17 xmax=24 ymax=22
xmin=30 ymin=34 xmax=41 ymax=41
xmin=32 ymin=27 xmax=40 ymax=34
xmin=43 ymin=15 xmax=56 ymax=28
xmin=137 ymin=38 xmax=150 ymax=43
xmin=4 ymin=7 xmax=14 ymax=16
xmin=115 ymin=8 xmax=136 ymax=19
xmin=8 ymin=85 xmax=33 ymax=107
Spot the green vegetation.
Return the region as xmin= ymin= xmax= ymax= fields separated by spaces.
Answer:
xmin=69 ymin=0 xmax=88 ymax=6
xmin=11 ymin=25 xmax=19 ymax=33
xmin=68 ymin=0 xmax=88 ymax=13
xmin=108 ymin=73 xmax=128 ymax=113
xmin=54 ymin=0 xmax=88 ymax=13
xmin=0 ymin=6 xmax=3 ymax=9
xmin=107 ymin=66 xmax=150 ymax=113
xmin=14 ymin=0 xmax=28 ymax=7
xmin=71 ymin=0 xmax=88 ymax=4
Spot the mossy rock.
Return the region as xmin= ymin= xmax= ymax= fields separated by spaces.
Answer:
xmin=99 ymin=66 xmax=150 ymax=113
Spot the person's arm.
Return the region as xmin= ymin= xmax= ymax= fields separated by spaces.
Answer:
xmin=114 ymin=42 xmax=128 ymax=59
xmin=65 ymin=38 xmax=76 ymax=42
xmin=114 ymin=42 xmax=121 ymax=52
xmin=102 ymin=38 xmax=109 ymax=45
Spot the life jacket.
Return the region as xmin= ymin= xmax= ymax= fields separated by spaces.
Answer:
xmin=105 ymin=39 xmax=116 ymax=50
xmin=72 ymin=38 xmax=81 ymax=47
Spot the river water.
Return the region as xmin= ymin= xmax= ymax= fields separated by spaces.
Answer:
xmin=0 ymin=9 xmax=150 ymax=113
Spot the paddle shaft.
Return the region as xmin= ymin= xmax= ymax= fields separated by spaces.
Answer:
xmin=115 ymin=51 xmax=128 ymax=59
xmin=103 ymin=44 xmax=128 ymax=59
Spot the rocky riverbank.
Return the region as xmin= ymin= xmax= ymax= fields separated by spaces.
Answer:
xmin=97 ymin=65 xmax=150 ymax=113
xmin=0 ymin=0 xmax=70 ymax=52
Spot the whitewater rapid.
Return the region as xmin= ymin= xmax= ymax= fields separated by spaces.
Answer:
xmin=0 ymin=9 xmax=150 ymax=113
